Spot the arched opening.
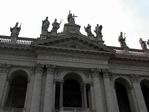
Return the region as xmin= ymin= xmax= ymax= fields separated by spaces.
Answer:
xmin=63 ymin=73 xmax=82 ymax=107
xmin=63 ymin=79 xmax=82 ymax=107
xmin=6 ymin=70 xmax=28 ymax=108
xmin=141 ymin=80 xmax=149 ymax=111
xmin=115 ymin=78 xmax=131 ymax=112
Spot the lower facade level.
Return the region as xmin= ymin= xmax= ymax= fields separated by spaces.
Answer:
xmin=0 ymin=66 xmax=149 ymax=112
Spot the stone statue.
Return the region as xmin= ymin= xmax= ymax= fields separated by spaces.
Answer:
xmin=10 ymin=22 xmax=21 ymax=37
xmin=118 ymin=32 xmax=129 ymax=49
xmin=147 ymin=39 xmax=149 ymax=46
xmin=67 ymin=11 xmax=77 ymax=24
xmin=51 ymin=19 xmax=62 ymax=35
xmin=42 ymin=17 xmax=50 ymax=35
xmin=94 ymin=24 xmax=103 ymax=40
xmin=84 ymin=24 xmax=94 ymax=37
xmin=139 ymin=38 xmax=147 ymax=51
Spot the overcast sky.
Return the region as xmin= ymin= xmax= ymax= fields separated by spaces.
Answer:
xmin=0 ymin=0 xmax=149 ymax=49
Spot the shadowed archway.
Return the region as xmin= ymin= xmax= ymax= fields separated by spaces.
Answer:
xmin=115 ymin=78 xmax=131 ymax=112
xmin=6 ymin=70 xmax=28 ymax=108
xmin=63 ymin=73 xmax=82 ymax=107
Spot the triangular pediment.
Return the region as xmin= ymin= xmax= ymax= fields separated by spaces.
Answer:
xmin=32 ymin=34 xmax=115 ymax=54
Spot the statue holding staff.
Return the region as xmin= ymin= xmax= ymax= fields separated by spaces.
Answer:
xmin=118 ymin=32 xmax=129 ymax=49
xmin=10 ymin=22 xmax=21 ymax=37
xmin=67 ymin=11 xmax=77 ymax=24
xmin=51 ymin=19 xmax=62 ymax=34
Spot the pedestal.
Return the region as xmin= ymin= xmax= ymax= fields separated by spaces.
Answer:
xmin=63 ymin=23 xmax=81 ymax=33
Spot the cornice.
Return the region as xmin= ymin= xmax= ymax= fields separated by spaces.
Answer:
xmin=0 ymin=42 xmax=32 ymax=51
xmin=115 ymin=55 xmax=149 ymax=62
xmin=33 ymin=45 xmax=114 ymax=56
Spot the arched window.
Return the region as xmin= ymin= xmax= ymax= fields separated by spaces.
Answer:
xmin=140 ymin=79 xmax=149 ymax=111
xmin=6 ymin=70 xmax=28 ymax=108
xmin=115 ymin=78 xmax=131 ymax=112
xmin=63 ymin=73 xmax=82 ymax=107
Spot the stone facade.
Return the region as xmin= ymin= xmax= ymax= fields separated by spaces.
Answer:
xmin=0 ymin=16 xmax=149 ymax=112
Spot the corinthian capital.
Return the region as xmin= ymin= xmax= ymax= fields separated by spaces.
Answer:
xmin=46 ymin=64 xmax=57 ymax=74
xmin=35 ymin=64 xmax=43 ymax=74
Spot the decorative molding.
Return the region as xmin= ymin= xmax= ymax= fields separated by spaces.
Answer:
xmin=46 ymin=64 xmax=58 ymax=75
xmin=90 ymin=68 xmax=101 ymax=73
xmin=0 ymin=64 xmax=11 ymax=73
xmin=130 ymin=74 xmax=140 ymax=83
xmin=35 ymin=64 xmax=43 ymax=74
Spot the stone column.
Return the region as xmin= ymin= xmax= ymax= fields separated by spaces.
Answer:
xmin=92 ymin=69 xmax=105 ymax=112
xmin=131 ymin=76 xmax=148 ymax=112
xmin=60 ymin=81 xmax=63 ymax=110
xmin=112 ymin=85 xmax=120 ymax=112
xmin=83 ymin=83 xmax=87 ymax=109
xmin=0 ymin=66 xmax=8 ymax=111
xmin=43 ymin=66 xmax=54 ymax=112
xmin=53 ymin=81 xmax=56 ymax=111
xmin=90 ymin=83 xmax=95 ymax=112
xmin=25 ymin=70 xmax=34 ymax=112
xmin=103 ymin=70 xmax=117 ymax=112
xmin=24 ymin=79 xmax=30 ymax=112
xmin=30 ymin=65 xmax=42 ymax=112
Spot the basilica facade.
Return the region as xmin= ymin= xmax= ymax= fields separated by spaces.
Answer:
xmin=0 ymin=13 xmax=149 ymax=112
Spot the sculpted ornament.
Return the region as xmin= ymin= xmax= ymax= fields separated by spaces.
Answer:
xmin=118 ymin=32 xmax=129 ymax=50
xmin=10 ymin=22 xmax=21 ymax=37
xmin=51 ymin=19 xmax=62 ymax=35
xmin=139 ymin=38 xmax=147 ymax=51
xmin=94 ymin=24 xmax=103 ymax=40
xmin=67 ymin=11 xmax=77 ymax=24
xmin=84 ymin=24 xmax=94 ymax=37
xmin=147 ymin=39 xmax=149 ymax=47
xmin=41 ymin=17 xmax=50 ymax=35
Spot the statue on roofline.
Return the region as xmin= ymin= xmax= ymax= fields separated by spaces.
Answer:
xmin=10 ymin=22 xmax=21 ymax=37
xmin=147 ymin=39 xmax=149 ymax=47
xmin=139 ymin=38 xmax=147 ymax=51
xmin=118 ymin=32 xmax=129 ymax=50
xmin=51 ymin=19 xmax=62 ymax=35
xmin=67 ymin=10 xmax=77 ymax=24
xmin=41 ymin=16 xmax=50 ymax=35
xmin=84 ymin=24 xmax=94 ymax=37
xmin=94 ymin=24 xmax=103 ymax=40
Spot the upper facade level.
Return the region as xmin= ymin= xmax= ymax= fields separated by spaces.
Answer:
xmin=0 ymin=12 xmax=149 ymax=61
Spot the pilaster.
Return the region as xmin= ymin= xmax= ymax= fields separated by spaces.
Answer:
xmin=92 ymin=69 xmax=105 ymax=112
xmin=0 ymin=65 xmax=9 ymax=110
xmin=131 ymin=75 xmax=148 ymax=112
xmin=30 ymin=65 xmax=43 ymax=112
xmin=102 ymin=69 xmax=118 ymax=112
xmin=43 ymin=65 xmax=55 ymax=112
xmin=59 ymin=81 xmax=63 ymax=110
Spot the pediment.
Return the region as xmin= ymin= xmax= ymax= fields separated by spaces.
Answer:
xmin=32 ymin=35 xmax=115 ymax=54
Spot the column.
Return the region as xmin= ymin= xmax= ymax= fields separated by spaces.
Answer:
xmin=92 ymin=70 xmax=105 ymax=112
xmin=30 ymin=65 xmax=42 ymax=112
xmin=132 ymin=77 xmax=148 ymax=112
xmin=43 ymin=67 xmax=54 ymax=112
xmin=83 ymin=83 xmax=87 ymax=109
xmin=103 ymin=70 xmax=117 ymax=112
xmin=90 ymin=84 xmax=95 ymax=112
xmin=25 ymin=71 xmax=34 ymax=112
xmin=60 ymin=81 xmax=63 ymax=110
xmin=112 ymin=85 xmax=120 ymax=112
xmin=0 ymin=66 xmax=8 ymax=111
xmin=52 ymin=81 xmax=56 ymax=111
